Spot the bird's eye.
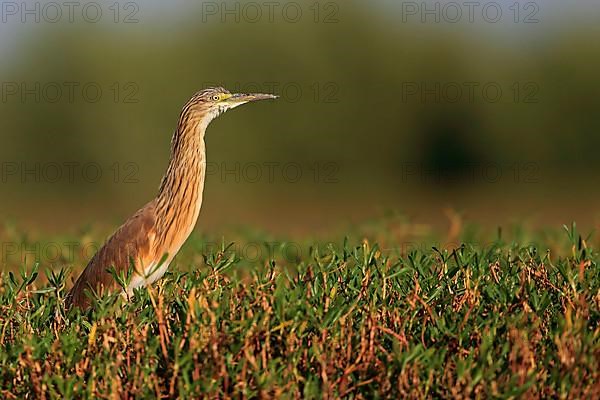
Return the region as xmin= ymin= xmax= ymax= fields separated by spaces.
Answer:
xmin=211 ymin=95 xmax=221 ymax=101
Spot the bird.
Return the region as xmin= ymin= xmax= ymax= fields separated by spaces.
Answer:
xmin=66 ymin=87 xmax=277 ymax=309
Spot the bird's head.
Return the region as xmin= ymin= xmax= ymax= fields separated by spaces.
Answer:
xmin=183 ymin=87 xmax=277 ymax=127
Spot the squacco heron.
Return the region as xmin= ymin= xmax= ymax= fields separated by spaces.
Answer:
xmin=66 ymin=87 xmax=277 ymax=309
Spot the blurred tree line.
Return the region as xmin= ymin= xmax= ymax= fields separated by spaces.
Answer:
xmin=0 ymin=0 xmax=598 ymax=229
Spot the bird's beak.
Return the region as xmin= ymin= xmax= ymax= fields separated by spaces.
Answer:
xmin=225 ymin=93 xmax=278 ymax=104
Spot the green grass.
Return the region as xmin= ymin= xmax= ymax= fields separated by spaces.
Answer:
xmin=0 ymin=221 xmax=599 ymax=398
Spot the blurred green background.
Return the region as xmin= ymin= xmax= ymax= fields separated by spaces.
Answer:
xmin=1 ymin=0 xmax=600 ymax=238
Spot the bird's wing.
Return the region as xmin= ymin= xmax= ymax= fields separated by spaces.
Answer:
xmin=66 ymin=199 xmax=158 ymax=309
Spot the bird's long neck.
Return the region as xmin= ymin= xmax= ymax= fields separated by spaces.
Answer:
xmin=154 ymin=112 xmax=208 ymax=253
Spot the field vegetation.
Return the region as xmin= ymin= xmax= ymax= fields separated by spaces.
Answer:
xmin=0 ymin=221 xmax=599 ymax=398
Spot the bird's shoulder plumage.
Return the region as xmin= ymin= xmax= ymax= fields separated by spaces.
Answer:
xmin=66 ymin=199 xmax=158 ymax=309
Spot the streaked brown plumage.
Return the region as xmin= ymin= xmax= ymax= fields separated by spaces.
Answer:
xmin=66 ymin=87 xmax=276 ymax=309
